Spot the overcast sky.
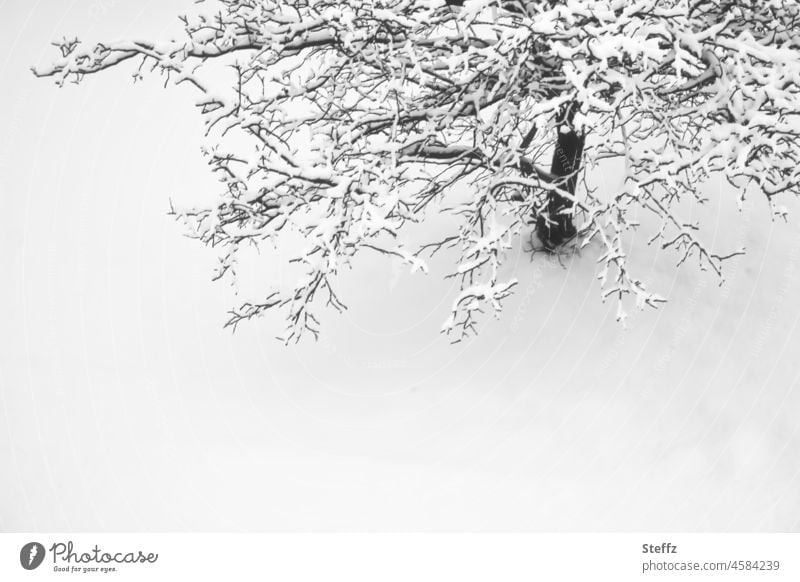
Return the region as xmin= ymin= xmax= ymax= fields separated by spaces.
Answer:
xmin=1 ymin=0 xmax=799 ymax=531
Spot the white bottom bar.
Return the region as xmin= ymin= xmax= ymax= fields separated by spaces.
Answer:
xmin=1 ymin=533 xmax=797 ymax=581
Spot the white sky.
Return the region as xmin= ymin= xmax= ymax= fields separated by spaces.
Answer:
xmin=1 ymin=0 xmax=799 ymax=531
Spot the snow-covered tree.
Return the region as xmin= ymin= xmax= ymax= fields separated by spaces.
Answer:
xmin=34 ymin=0 xmax=800 ymax=340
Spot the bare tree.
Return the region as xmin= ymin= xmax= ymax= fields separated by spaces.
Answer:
xmin=34 ymin=0 xmax=800 ymax=341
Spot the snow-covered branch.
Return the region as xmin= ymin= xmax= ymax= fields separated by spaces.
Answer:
xmin=35 ymin=0 xmax=800 ymax=339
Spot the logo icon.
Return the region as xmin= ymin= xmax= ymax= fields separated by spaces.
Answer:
xmin=20 ymin=542 xmax=46 ymax=570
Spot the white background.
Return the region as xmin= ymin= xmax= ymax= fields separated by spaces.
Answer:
xmin=1 ymin=0 xmax=799 ymax=531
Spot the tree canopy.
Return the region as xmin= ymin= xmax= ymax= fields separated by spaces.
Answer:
xmin=35 ymin=0 xmax=800 ymax=340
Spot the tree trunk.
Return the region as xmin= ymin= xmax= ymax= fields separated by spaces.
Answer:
xmin=535 ymin=103 xmax=584 ymax=248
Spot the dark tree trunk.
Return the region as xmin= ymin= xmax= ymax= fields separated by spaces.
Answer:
xmin=535 ymin=103 xmax=584 ymax=248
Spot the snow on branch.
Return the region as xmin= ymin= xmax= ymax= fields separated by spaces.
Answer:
xmin=36 ymin=0 xmax=800 ymax=340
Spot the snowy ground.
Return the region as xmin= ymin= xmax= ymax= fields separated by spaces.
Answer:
xmin=1 ymin=1 xmax=799 ymax=531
